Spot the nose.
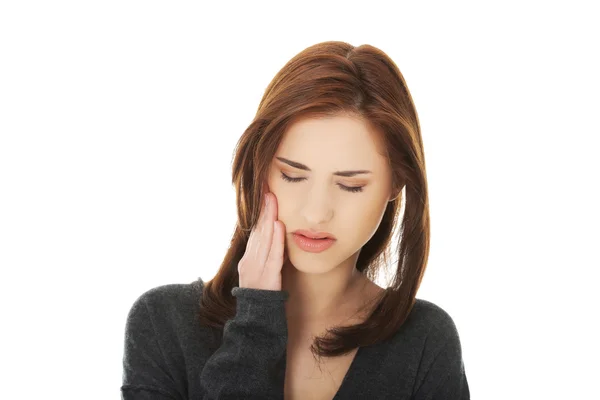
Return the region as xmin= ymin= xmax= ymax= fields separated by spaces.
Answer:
xmin=300 ymin=184 xmax=334 ymax=225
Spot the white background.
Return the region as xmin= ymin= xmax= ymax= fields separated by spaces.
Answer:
xmin=1 ymin=1 xmax=598 ymax=398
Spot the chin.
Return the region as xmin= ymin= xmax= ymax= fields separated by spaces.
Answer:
xmin=285 ymin=251 xmax=338 ymax=274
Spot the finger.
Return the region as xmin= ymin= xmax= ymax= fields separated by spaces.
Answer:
xmin=246 ymin=193 xmax=274 ymax=266
xmin=248 ymin=193 xmax=266 ymax=232
xmin=260 ymin=191 xmax=279 ymax=242
xmin=258 ymin=193 xmax=271 ymax=231
xmin=256 ymin=193 xmax=275 ymax=260
xmin=243 ymin=194 xmax=268 ymax=260
xmin=265 ymin=220 xmax=285 ymax=272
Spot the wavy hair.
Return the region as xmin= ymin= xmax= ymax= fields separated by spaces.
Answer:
xmin=198 ymin=40 xmax=430 ymax=358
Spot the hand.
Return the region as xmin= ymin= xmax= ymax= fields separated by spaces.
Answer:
xmin=238 ymin=183 xmax=287 ymax=291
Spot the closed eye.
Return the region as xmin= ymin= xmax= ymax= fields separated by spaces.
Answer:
xmin=280 ymin=172 xmax=364 ymax=193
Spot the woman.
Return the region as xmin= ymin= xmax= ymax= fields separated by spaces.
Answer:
xmin=121 ymin=41 xmax=470 ymax=399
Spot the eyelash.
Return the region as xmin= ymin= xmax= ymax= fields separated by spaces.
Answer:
xmin=280 ymin=172 xmax=364 ymax=193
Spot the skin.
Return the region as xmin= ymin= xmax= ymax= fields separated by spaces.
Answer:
xmin=264 ymin=113 xmax=397 ymax=328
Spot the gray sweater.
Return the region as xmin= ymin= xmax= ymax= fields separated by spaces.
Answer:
xmin=121 ymin=277 xmax=469 ymax=399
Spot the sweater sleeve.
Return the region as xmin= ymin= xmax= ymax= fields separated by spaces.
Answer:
xmin=199 ymin=286 xmax=289 ymax=399
xmin=120 ymin=285 xmax=289 ymax=400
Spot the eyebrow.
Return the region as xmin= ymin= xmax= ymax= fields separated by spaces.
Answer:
xmin=275 ymin=156 xmax=372 ymax=177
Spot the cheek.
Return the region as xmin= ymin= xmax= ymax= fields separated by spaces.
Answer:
xmin=342 ymin=201 xmax=388 ymax=245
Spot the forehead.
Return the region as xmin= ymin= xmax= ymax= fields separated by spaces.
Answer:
xmin=276 ymin=115 xmax=387 ymax=164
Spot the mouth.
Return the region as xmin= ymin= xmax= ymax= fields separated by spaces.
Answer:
xmin=298 ymin=234 xmax=330 ymax=240
xmin=291 ymin=232 xmax=336 ymax=253
xmin=292 ymin=230 xmax=337 ymax=240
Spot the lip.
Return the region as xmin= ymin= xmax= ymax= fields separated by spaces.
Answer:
xmin=292 ymin=233 xmax=336 ymax=253
xmin=292 ymin=229 xmax=337 ymax=240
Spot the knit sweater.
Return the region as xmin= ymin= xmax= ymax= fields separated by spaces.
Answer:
xmin=121 ymin=277 xmax=469 ymax=399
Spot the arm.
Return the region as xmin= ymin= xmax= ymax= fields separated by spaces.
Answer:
xmin=120 ymin=293 xmax=184 ymax=400
xmin=121 ymin=286 xmax=289 ymax=400
xmin=199 ymin=286 xmax=289 ymax=399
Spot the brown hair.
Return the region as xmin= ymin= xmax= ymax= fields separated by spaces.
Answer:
xmin=198 ymin=40 xmax=430 ymax=358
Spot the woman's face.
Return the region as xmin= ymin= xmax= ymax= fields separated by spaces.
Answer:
xmin=266 ymin=114 xmax=396 ymax=275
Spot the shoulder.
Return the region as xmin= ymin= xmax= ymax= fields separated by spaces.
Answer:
xmin=124 ymin=277 xmax=205 ymax=334
xmin=384 ymin=297 xmax=465 ymax=357
xmin=129 ymin=277 xmax=204 ymax=309
xmin=378 ymin=298 xmax=468 ymax=393
xmin=402 ymin=299 xmax=469 ymax=397
xmin=131 ymin=277 xmax=204 ymax=307
xmin=409 ymin=298 xmax=462 ymax=341
xmin=404 ymin=298 xmax=465 ymax=368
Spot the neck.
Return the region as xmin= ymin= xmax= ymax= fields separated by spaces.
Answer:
xmin=281 ymin=254 xmax=367 ymax=325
